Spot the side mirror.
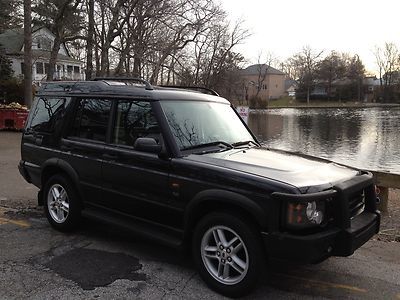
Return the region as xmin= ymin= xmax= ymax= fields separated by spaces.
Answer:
xmin=134 ymin=137 xmax=162 ymax=154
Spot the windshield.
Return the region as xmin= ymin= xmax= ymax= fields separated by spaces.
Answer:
xmin=160 ymin=101 xmax=255 ymax=151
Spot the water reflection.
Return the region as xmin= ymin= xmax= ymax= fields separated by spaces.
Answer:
xmin=249 ymin=108 xmax=400 ymax=174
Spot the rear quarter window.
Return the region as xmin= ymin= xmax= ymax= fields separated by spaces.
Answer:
xmin=26 ymin=97 xmax=70 ymax=133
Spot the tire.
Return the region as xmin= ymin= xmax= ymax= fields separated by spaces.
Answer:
xmin=192 ymin=212 xmax=265 ymax=298
xmin=43 ymin=174 xmax=81 ymax=232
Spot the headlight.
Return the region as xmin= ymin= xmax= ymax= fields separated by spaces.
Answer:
xmin=287 ymin=200 xmax=326 ymax=229
xmin=306 ymin=201 xmax=324 ymax=224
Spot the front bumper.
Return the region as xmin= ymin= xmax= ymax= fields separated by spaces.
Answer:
xmin=263 ymin=210 xmax=380 ymax=264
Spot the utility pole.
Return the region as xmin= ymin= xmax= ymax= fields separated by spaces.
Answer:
xmin=23 ymin=0 xmax=32 ymax=107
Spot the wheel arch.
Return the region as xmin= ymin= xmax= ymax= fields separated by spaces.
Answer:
xmin=40 ymin=159 xmax=82 ymax=206
xmin=184 ymin=189 xmax=268 ymax=241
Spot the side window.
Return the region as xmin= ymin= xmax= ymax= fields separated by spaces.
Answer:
xmin=27 ymin=97 xmax=69 ymax=133
xmin=69 ymin=98 xmax=111 ymax=142
xmin=113 ymin=100 xmax=160 ymax=146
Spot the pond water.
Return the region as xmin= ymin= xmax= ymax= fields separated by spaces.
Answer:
xmin=248 ymin=107 xmax=400 ymax=174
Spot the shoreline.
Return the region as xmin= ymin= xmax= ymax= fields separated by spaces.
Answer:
xmin=251 ymin=103 xmax=400 ymax=110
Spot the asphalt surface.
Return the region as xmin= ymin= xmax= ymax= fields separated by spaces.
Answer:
xmin=1 ymin=131 xmax=399 ymax=300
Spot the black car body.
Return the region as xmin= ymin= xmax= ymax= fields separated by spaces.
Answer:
xmin=19 ymin=79 xmax=380 ymax=297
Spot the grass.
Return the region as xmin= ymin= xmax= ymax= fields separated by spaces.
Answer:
xmin=268 ymin=97 xmax=373 ymax=108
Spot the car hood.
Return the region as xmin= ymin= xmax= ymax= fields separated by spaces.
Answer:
xmin=185 ymin=147 xmax=359 ymax=192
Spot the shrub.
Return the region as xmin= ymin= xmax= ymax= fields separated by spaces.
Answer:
xmin=0 ymin=78 xmax=24 ymax=104
xmin=249 ymin=96 xmax=268 ymax=109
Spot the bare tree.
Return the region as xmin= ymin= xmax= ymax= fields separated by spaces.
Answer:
xmin=374 ymin=42 xmax=400 ymax=101
xmin=33 ymin=0 xmax=86 ymax=81
xmin=316 ymin=51 xmax=348 ymax=99
xmin=254 ymin=51 xmax=276 ymax=97
xmin=0 ymin=0 xmax=23 ymax=32
xmin=24 ymin=0 xmax=32 ymax=107
xmin=290 ymin=46 xmax=323 ymax=104
xmin=85 ymin=0 xmax=94 ymax=79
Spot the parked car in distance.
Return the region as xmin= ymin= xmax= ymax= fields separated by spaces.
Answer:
xmin=19 ymin=78 xmax=380 ymax=297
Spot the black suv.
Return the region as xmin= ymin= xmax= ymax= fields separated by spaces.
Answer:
xmin=19 ymin=78 xmax=380 ymax=297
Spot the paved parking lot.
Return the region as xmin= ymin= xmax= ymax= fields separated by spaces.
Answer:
xmin=1 ymin=131 xmax=399 ymax=299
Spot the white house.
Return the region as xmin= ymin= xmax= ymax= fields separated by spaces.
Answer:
xmin=0 ymin=26 xmax=84 ymax=82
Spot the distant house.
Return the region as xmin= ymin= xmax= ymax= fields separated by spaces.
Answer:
xmin=240 ymin=64 xmax=286 ymax=101
xmin=363 ymin=76 xmax=381 ymax=102
xmin=284 ymin=79 xmax=297 ymax=97
xmin=0 ymin=27 xmax=84 ymax=82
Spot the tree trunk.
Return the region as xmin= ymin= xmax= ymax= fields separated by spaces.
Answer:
xmin=132 ymin=53 xmax=142 ymax=77
xmin=47 ymin=34 xmax=61 ymax=81
xmin=23 ymin=0 xmax=32 ymax=107
xmin=85 ymin=0 xmax=94 ymax=80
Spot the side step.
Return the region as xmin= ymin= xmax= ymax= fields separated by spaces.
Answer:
xmin=82 ymin=207 xmax=183 ymax=249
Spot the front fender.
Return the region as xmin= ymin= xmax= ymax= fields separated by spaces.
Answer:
xmin=184 ymin=189 xmax=268 ymax=231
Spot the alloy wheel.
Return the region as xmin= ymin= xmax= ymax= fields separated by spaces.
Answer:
xmin=47 ymin=183 xmax=69 ymax=223
xmin=200 ymin=225 xmax=249 ymax=285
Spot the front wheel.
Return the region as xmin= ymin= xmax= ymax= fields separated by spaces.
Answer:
xmin=43 ymin=174 xmax=81 ymax=232
xmin=192 ymin=212 xmax=265 ymax=297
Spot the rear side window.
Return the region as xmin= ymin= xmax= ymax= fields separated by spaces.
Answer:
xmin=69 ymin=98 xmax=111 ymax=142
xmin=27 ymin=97 xmax=69 ymax=133
xmin=113 ymin=100 xmax=160 ymax=146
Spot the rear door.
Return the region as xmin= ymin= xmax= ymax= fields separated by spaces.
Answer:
xmin=60 ymin=98 xmax=112 ymax=205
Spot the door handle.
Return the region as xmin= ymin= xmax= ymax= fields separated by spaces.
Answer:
xmin=34 ymin=135 xmax=43 ymax=145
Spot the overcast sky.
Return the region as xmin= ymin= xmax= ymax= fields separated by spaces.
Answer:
xmin=219 ymin=0 xmax=400 ymax=75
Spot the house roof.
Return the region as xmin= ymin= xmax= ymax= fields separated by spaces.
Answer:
xmin=0 ymin=27 xmax=82 ymax=64
xmin=241 ymin=64 xmax=285 ymax=76
xmin=285 ymin=79 xmax=298 ymax=90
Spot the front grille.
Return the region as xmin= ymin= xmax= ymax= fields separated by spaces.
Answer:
xmin=348 ymin=190 xmax=366 ymax=218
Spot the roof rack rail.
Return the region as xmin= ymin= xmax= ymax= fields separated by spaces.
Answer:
xmin=39 ymin=81 xmax=79 ymax=92
xmin=160 ymin=85 xmax=219 ymax=96
xmin=93 ymin=77 xmax=153 ymax=90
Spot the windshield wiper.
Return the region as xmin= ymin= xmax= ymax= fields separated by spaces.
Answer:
xmin=232 ymin=140 xmax=259 ymax=148
xmin=182 ymin=141 xmax=234 ymax=152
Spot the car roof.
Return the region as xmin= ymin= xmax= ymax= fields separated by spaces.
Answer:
xmin=36 ymin=80 xmax=230 ymax=104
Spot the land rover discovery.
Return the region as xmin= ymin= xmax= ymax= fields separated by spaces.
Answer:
xmin=19 ymin=78 xmax=380 ymax=297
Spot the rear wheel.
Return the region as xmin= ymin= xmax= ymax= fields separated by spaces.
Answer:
xmin=193 ymin=212 xmax=265 ymax=297
xmin=43 ymin=174 xmax=81 ymax=232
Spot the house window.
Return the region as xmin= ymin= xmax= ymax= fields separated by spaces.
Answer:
xmin=36 ymin=62 xmax=44 ymax=74
xmin=262 ymin=84 xmax=267 ymax=90
xmin=35 ymin=37 xmax=52 ymax=51
xmin=45 ymin=63 xmax=50 ymax=74
xmin=67 ymin=65 xmax=73 ymax=73
xmin=20 ymin=63 xmax=25 ymax=74
xmin=73 ymin=66 xmax=80 ymax=74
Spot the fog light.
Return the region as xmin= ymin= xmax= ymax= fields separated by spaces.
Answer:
xmin=306 ymin=201 xmax=324 ymax=224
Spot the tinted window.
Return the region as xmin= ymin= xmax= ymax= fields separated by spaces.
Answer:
xmin=113 ymin=101 xmax=160 ymax=146
xmin=27 ymin=97 xmax=69 ymax=133
xmin=69 ymin=99 xmax=111 ymax=142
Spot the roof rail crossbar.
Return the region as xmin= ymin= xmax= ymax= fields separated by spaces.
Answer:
xmin=160 ymin=85 xmax=219 ymax=96
xmin=93 ymin=77 xmax=153 ymax=90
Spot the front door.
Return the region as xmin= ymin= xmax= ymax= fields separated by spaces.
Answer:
xmin=101 ymin=100 xmax=178 ymax=227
